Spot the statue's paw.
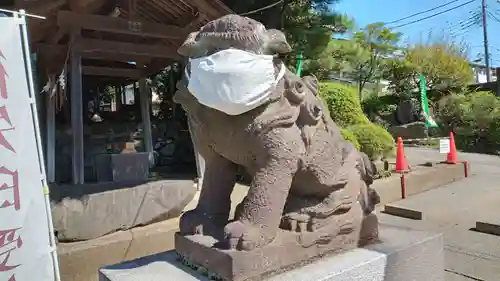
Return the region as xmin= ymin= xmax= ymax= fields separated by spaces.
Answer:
xmin=281 ymin=212 xmax=311 ymax=232
xmin=179 ymin=209 xmax=224 ymax=236
xmin=306 ymin=194 xmax=353 ymax=218
xmin=298 ymin=219 xmax=356 ymax=248
xmin=179 ymin=209 xmax=204 ymax=235
xmin=224 ymin=220 xmax=273 ymax=251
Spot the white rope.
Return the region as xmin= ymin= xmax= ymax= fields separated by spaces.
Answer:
xmin=0 ymin=8 xmax=46 ymax=19
xmin=240 ymin=0 xmax=284 ymax=16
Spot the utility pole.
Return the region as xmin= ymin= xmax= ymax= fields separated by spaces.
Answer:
xmin=481 ymin=0 xmax=491 ymax=82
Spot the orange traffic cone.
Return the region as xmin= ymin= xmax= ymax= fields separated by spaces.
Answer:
xmin=447 ymin=132 xmax=458 ymax=164
xmin=395 ymin=137 xmax=409 ymax=173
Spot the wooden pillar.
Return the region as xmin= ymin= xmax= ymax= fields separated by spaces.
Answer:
xmin=70 ymin=30 xmax=84 ymax=184
xmin=133 ymin=82 xmax=140 ymax=116
xmin=122 ymin=85 xmax=127 ymax=104
xmin=139 ymin=78 xmax=154 ymax=165
xmin=115 ymin=85 xmax=122 ymax=111
xmin=133 ymin=82 xmax=139 ymax=103
xmin=46 ymin=94 xmax=56 ymax=183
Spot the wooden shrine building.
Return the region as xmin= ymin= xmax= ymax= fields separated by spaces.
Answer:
xmin=1 ymin=0 xmax=232 ymax=184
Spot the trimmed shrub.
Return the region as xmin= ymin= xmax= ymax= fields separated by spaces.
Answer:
xmin=348 ymin=123 xmax=394 ymax=160
xmin=319 ymin=82 xmax=370 ymax=127
xmin=319 ymin=82 xmax=395 ymax=159
xmin=435 ymin=90 xmax=500 ymax=153
xmin=340 ymin=128 xmax=361 ymax=150
xmin=363 ymin=94 xmax=399 ymax=118
xmin=363 ymin=94 xmax=398 ymax=128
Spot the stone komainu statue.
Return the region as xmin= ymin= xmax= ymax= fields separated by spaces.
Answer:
xmin=174 ymin=14 xmax=381 ymax=280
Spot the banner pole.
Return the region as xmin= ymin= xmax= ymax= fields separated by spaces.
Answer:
xmin=18 ymin=9 xmax=62 ymax=281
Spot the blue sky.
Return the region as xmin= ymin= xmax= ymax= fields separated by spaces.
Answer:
xmin=334 ymin=0 xmax=500 ymax=67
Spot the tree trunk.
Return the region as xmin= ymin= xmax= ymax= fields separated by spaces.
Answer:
xmin=358 ymin=81 xmax=365 ymax=101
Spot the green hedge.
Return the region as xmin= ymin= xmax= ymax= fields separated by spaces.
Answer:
xmin=362 ymin=94 xmax=399 ymax=128
xmin=435 ymin=90 xmax=500 ymax=153
xmin=348 ymin=124 xmax=395 ymax=159
xmin=340 ymin=128 xmax=361 ymax=150
xmin=319 ymin=82 xmax=394 ymax=159
xmin=319 ymin=82 xmax=370 ymax=127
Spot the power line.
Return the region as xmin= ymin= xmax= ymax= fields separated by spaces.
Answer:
xmin=447 ymin=11 xmax=481 ymax=30
xmin=450 ymin=22 xmax=476 ymax=37
xmin=240 ymin=0 xmax=284 ymax=16
xmin=487 ymin=10 xmax=500 ymax=23
xmin=448 ymin=13 xmax=481 ymax=37
xmin=389 ymin=0 xmax=476 ymax=29
xmin=384 ymin=0 xmax=463 ymax=25
xmin=449 ymin=16 xmax=480 ymax=33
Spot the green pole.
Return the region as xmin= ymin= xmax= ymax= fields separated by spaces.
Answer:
xmin=295 ymin=52 xmax=303 ymax=77
xmin=419 ymin=74 xmax=438 ymax=128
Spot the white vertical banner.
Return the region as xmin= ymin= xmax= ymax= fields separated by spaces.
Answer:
xmin=0 ymin=15 xmax=57 ymax=281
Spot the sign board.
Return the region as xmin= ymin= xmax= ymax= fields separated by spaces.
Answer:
xmin=0 ymin=17 xmax=57 ymax=281
xmin=439 ymin=138 xmax=450 ymax=154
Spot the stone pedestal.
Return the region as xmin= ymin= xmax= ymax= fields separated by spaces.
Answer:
xmin=98 ymin=225 xmax=444 ymax=281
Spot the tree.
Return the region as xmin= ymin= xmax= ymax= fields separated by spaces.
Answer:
xmin=299 ymin=22 xmax=402 ymax=87
xmin=300 ymin=39 xmax=343 ymax=80
xmin=406 ymin=41 xmax=474 ymax=91
xmin=222 ymin=0 xmax=353 ymax=70
xmin=150 ymin=1 xmax=353 ymax=102
xmin=223 ymin=0 xmax=346 ymax=30
xmin=283 ymin=0 xmax=353 ymax=60
xmin=345 ymin=22 xmax=401 ymax=97
xmin=384 ymin=34 xmax=474 ymax=100
xmin=318 ymin=23 xmax=401 ymax=97
xmin=150 ymin=63 xmax=182 ymax=121
xmin=383 ymin=56 xmax=417 ymax=100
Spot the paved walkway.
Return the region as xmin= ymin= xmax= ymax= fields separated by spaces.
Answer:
xmin=379 ymin=147 xmax=500 ymax=281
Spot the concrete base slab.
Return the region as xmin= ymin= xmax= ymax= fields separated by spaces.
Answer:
xmin=475 ymin=220 xmax=500 ymax=236
xmin=383 ymin=204 xmax=422 ymax=220
xmin=58 ymin=183 xmax=250 ymax=281
xmin=374 ymin=163 xmax=466 ymax=206
xmin=98 ymin=225 xmax=444 ymax=281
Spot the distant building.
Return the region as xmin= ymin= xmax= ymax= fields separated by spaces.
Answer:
xmin=470 ymin=63 xmax=498 ymax=84
xmin=327 ymin=71 xmax=391 ymax=94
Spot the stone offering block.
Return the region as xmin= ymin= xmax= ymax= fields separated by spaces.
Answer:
xmin=98 ymin=224 xmax=444 ymax=281
xmin=95 ymin=152 xmax=150 ymax=182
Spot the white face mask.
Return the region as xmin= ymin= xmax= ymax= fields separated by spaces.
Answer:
xmin=185 ymin=49 xmax=286 ymax=115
